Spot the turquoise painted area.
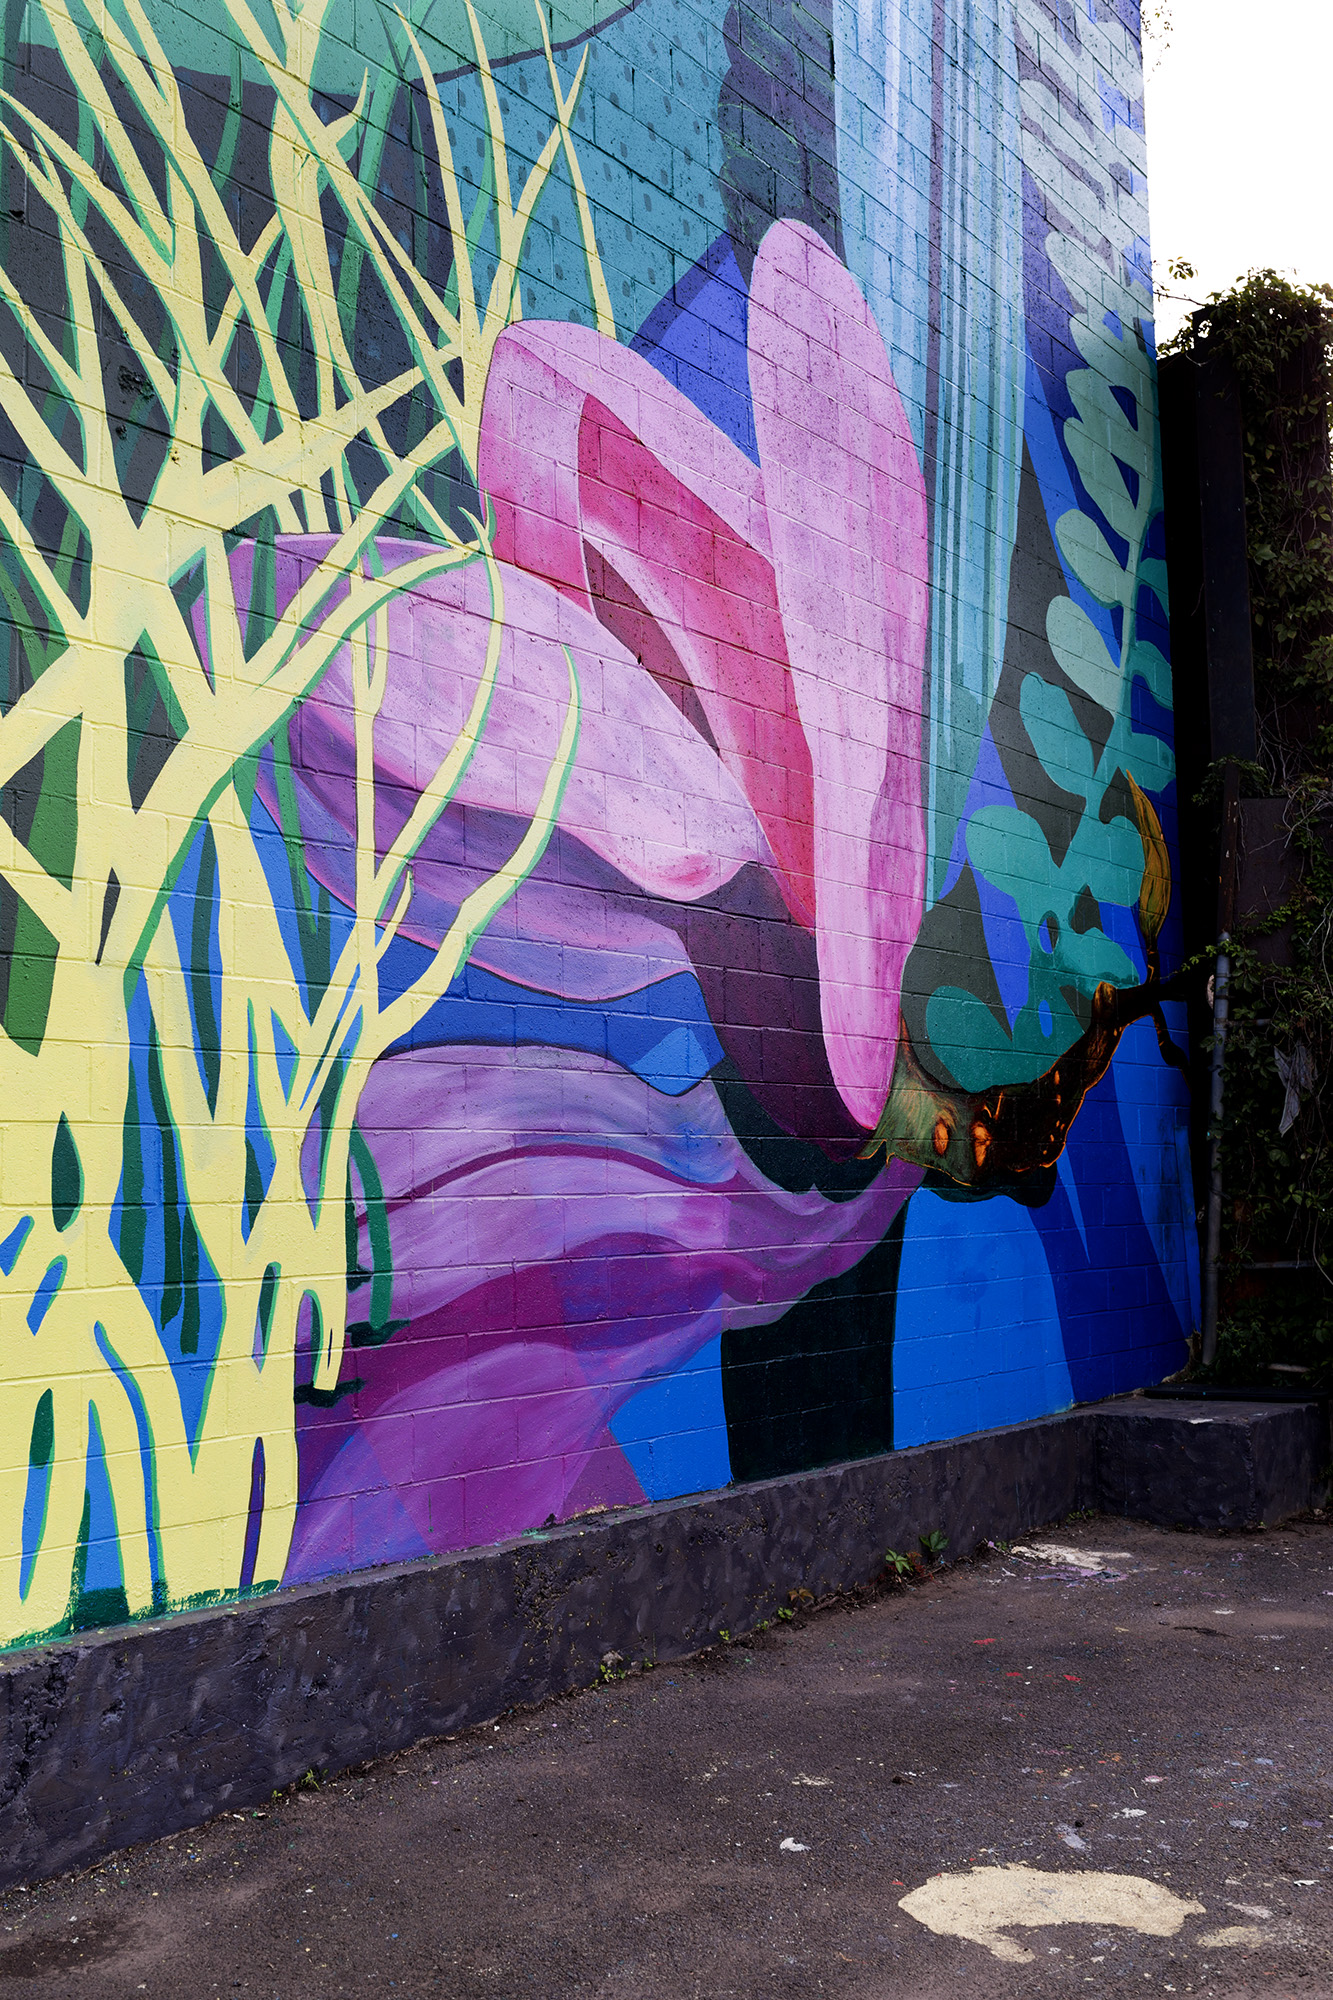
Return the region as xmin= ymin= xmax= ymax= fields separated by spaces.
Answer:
xmin=15 ymin=0 xmax=640 ymax=95
xmin=892 ymin=1190 xmax=1073 ymax=1445
xmin=437 ymin=1 xmax=731 ymax=338
xmin=610 ymin=1334 xmax=732 ymax=1500
xmin=833 ymin=0 xmax=1025 ymax=903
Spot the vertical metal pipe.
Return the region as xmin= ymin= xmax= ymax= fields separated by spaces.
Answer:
xmin=1200 ymin=934 xmax=1231 ymax=1367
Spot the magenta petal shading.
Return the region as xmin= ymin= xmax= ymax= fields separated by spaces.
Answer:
xmin=478 ymin=232 xmax=929 ymax=1130
xmin=747 ymin=220 xmax=930 ymax=1130
xmin=480 ymin=325 xmax=818 ymax=928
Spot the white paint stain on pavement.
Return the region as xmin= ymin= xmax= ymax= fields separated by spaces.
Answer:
xmin=1011 ymin=1543 xmax=1134 ymax=1573
xmin=898 ymin=1865 xmax=1205 ymax=1965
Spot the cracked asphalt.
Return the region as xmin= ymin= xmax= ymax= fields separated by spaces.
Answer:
xmin=3 ymin=1513 xmax=1333 ymax=1998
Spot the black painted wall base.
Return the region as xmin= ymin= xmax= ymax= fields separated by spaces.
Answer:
xmin=0 ymin=1394 xmax=1324 ymax=1890
xmin=1091 ymin=1394 xmax=1327 ymax=1531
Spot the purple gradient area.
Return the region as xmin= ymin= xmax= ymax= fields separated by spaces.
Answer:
xmin=286 ymin=1045 xmax=921 ymax=1584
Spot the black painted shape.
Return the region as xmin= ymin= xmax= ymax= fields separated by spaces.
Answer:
xmin=720 ymin=1205 xmax=907 ymax=1480
xmin=991 ymin=444 xmax=1115 ymax=862
xmin=0 ymin=1395 xmax=1324 ymax=1891
xmin=708 ymin=1058 xmax=881 ymax=1202
xmin=94 ymin=872 xmax=120 ymax=968
xmin=921 ymin=1160 xmax=1058 ymax=1210
xmin=124 ymin=639 xmax=184 ymax=813
xmin=898 ymin=862 xmax=1015 ymax=1090
xmin=716 ymin=0 xmax=843 ymax=284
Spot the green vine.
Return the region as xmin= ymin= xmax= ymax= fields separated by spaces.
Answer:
xmin=1174 ymin=271 xmax=1333 ymax=1383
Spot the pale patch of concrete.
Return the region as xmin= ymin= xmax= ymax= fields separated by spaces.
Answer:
xmin=1199 ymin=1924 xmax=1266 ymax=1948
xmin=1012 ymin=1543 xmax=1134 ymax=1573
xmin=898 ymin=1864 xmax=1205 ymax=1965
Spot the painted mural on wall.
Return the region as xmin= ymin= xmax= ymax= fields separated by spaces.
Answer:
xmin=0 ymin=0 xmax=1191 ymax=1644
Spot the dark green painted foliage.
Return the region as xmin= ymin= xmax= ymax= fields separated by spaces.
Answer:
xmin=28 ymin=1388 xmax=53 ymax=1469
xmin=50 ymin=1113 xmax=82 ymax=1232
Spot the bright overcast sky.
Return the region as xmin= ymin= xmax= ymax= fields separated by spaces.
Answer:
xmin=1144 ymin=0 xmax=1333 ymax=341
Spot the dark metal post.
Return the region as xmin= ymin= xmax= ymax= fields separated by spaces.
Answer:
xmin=1201 ymin=761 xmax=1242 ymax=1367
xmin=1160 ymin=337 xmax=1258 ymax=1361
xmin=1200 ymin=933 xmax=1230 ymax=1367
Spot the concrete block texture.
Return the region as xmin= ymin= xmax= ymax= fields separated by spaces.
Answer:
xmin=0 ymin=1398 xmax=1321 ymax=1891
xmin=0 ymin=0 xmax=1193 ymax=1679
xmin=1089 ymin=1397 xmax=1329 ymax=1532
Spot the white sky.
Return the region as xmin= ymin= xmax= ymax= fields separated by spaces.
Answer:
xmin=1144 ymin=0 xmax=1333 ymax=341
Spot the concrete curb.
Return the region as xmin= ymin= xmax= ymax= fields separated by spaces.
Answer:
xmin=0 ymin=1395 xmax=1324 ymax=1888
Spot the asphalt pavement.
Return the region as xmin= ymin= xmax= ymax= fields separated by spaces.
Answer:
xmin=3 ymin=1513 xmax=1333 ymax=1999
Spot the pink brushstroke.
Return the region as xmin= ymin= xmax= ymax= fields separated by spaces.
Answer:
xmin=747 ymin=223 xmax=929 ymax=1128
xmin=280 ymin=221 xmax=933 ymax=1581
xmin=273 ymin=218 xmax=928 ymax=1131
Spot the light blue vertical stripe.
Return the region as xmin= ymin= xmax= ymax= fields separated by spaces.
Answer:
xmin=833 ymin=0 xmax=1025 ymax=902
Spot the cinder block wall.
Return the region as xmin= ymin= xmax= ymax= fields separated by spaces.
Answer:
xmin=0 ymin=0 xmax=1190 ymax=1658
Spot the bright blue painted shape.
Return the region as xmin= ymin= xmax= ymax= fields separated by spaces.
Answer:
xmin=936 ymin=727 xmax=1022 ymax=906
xmin=381 ymin=945 xmax=724 ymax=1096
xmin=0 ymin=1215 xmax=32 ymax=1275
xmin=95 ymin=1321 xmax=162 ymax=1595
xmin=610 ymin=1335 xmax=732 ymax=1501
xmin=248 ymin=782 xmax=354 ymax=1020
xmin=632 ymin=235 xmax=759 ymax=464
xmin=167 ymin=822 xmax=223 ymax=1110
xmin=1110 ymin=1013 xmax=1199 ymax=1337
xmin=892 ymin=1192 xmax=1073 ymax=1447
xmin=112 ymin=974 xmax=226 ymax=1457
xmin=82 ymin=1403 xmax=125 ymax=1597
xmin=271 ymin=1011 xmax=299 ymax=1100
xmin=1030 ymin=1058 xmax=1192 ymax=1405
xmin=27 ymin=1258 xmax=65 ymax=1334
xmin=243 ymin=1006 xmax=277 ymax=1242
xmin=18 ymin=1416 xmax=51 ymax=1602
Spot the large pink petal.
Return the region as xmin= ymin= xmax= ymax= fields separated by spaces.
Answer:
xmin=479 ymin=249 xmax=930 ymax=1132
xmin=479 ymin=330 xmax=817 ymax=927
xmin=747 ymin=220 xmax=930 ymax=1131
xmin=262 ymin=537 xmax=771 ymax=944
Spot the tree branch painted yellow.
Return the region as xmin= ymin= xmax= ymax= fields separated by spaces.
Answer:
xmin=0 ymin=0 xmax=602 ymax=1642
